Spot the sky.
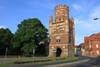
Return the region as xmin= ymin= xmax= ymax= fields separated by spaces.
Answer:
xmin=0 ymin=0 xmax=100 ymax=45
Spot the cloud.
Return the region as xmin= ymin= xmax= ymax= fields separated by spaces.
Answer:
xmin=90 ymin=5 xmax=100 ymax=20
xmin=75 ymin=18 xmax=100 ymax=45
xmin=75 ymin=5 xmax=100 ymax=45
xmin=0 ymin=26 xmax=7 ymax=29
xmin=72 ymin=4 xmax=82 ymax=11
xmin=75 ymin=19 xmax=100 ymax=44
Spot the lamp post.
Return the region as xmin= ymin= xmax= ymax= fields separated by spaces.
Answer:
xmin=93 ymin=18 xmax=100 ymax=20
xmin=5 ymin=44 xmax=9 ymax=58
xmin=33 ymin=48 xmax=35 ymax=59
xmin=33 ymin=32 xmax=39 ymax=58
xmin=5 ymin=47 xmax=8 ymax=58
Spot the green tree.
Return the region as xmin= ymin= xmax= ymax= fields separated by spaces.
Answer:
xmin=0 ymin=28 xmax=13 ymax=55
xmin=13 ymin=18 xmax=48 ymax=56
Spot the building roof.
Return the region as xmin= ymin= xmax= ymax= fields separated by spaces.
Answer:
xmin=85 ymin=32 xmax=100 ymax=41
xmin=90 ymin=32 xmax=100 ymax=37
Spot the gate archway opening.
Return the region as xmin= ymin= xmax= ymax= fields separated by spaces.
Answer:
xmin=56 ymin=47 xmax=62 ymax=57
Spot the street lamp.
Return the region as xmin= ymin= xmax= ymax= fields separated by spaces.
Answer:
xmin=5 ymin=47 xmax=8 ymax=58
xmin=93 ymin=18 xmax=100 ymax=20
xmin=33 ymin=48 xmax=35 ymax=58
xmin=33 ymin=32 xmax=39 ymax=57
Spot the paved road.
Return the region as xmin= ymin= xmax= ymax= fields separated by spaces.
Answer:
xmin=44 ymin=59 xmax=90 ymax=67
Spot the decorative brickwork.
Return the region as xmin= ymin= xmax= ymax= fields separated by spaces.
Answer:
xmin=48 ymin=4 xmax=75 ymax=57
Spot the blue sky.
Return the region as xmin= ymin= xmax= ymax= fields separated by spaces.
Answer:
xmin=0 ymin=0 xmax=100 ymax=45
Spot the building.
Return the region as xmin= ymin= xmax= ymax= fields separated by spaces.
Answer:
xmin=74 ymin=45 xmax=81 ymax=56
xmin=48 ymin=4 xmax=75 ymax=57
xmin=80 ymin=43 xmax=85 ymax=56
xmin=83 ymin=33 xmax=100 ymax=57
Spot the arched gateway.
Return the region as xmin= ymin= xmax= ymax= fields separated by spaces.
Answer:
xmin=56 ymin=47 xmax=62 ymax=57
xmin=48 ymin=4 xmax=75 ymax=57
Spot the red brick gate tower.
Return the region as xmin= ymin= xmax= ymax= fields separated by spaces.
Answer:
xmin=49 ymin=4 xmax=75 ymax=57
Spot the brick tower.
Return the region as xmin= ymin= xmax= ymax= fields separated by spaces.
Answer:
xmin=49 ymin=4 xmax=75 ymax=57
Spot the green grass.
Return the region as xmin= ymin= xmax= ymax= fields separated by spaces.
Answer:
xmin=0 ymin=64 xmax=11 ymax=67
xmin=32 ymin=56 xmax=78 ymax=67
xmin=48 ymin=56 xmax=78 ymax=60
xmin=34 ymin=56 xmax=78 ymax=64
xmin=0 ymin=56 xmax=78 ymax=66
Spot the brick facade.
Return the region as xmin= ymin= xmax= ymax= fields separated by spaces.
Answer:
xmin=83 ymin=33 xmax=100 ymax=57
xmin=48 ymin=4 xmax=75 ymax=57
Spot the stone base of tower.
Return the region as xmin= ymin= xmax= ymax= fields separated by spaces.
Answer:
xmin=48 ymin=44 xmax=74 ymax=58
xmin=48 ymin=49 xmax=68 ymax=57
xmin=68 ymin=45 xmax=75 ymax=57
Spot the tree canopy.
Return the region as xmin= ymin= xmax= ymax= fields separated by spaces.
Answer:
xmin=0 ymin=28 xmax=13 ymax=55
xmin=13 ymin=18 xmax=48 ymax=56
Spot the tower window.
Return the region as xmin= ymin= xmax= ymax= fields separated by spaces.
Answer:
xmin=59 ymin=27 xmax=62 ymax=32
xmin=56 ymin=39 xmax=61 ymax=43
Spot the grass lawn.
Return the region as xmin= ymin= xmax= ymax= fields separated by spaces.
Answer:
xmin=34 ymin=56 xmax=78 ymax=64
xmin=0 ymin=56 xmax=78 ymax=67
xmin=0 ymin=64 xmax=11 ymax=67
xmin=29 ymin=56 xmax=79 ymax=67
